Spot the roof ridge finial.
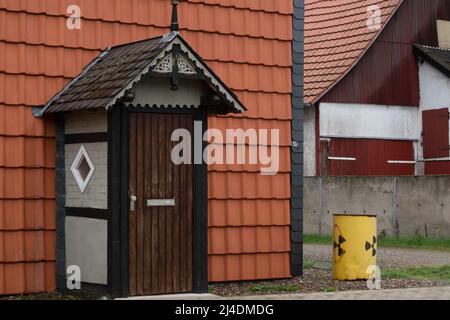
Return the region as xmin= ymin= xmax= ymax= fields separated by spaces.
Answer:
xmin=170 ymin=0 xmax=179 ymax=32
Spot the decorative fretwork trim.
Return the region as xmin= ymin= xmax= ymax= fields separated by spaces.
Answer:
xmin=177 ymin=55 xmax=196 ymax=74
xmin=153 ymin=53 xmax=173 ymax=73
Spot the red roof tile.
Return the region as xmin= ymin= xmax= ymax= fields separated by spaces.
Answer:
xmin=209 ymin=253 xmax=291 ymax=282
xmin=0 ymin=5 xmax=291 ymax=42
xmin=209 ymin=172 xmax=290 ymax=200
xmin=208 ymin=118 xmax=291 ymax=146
xmin=0 ymin=105 xmax=54 ymax=137
xmin=0 ymin=168 xmax=55 ymax=199
xmin=208 ymin=226 xmax=290 ymax=255
xmin=0 ymin=200 xmax=55 ymax=230
xmin=209 ymin=199 xmax=290 ymax=227
xmin=0 ymin=0 xmax=293 ymax=289
xmin=305 ymin=0 xmax=403 ymax=103
xmin=0 ymin=261 xmax=55 ymax=295
xmin=208 ymin=146 xmax=291 ymax=173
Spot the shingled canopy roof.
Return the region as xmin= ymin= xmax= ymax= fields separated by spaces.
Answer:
xmin=34 ymin=32 xmax=246 ymax=116
xmin=414 ymin=44 xmax=450 ymax=78
xmin=304 ymin=0 xmax=403 ymax=104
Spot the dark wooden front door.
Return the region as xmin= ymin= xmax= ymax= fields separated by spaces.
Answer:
xmin=128 ymin=112 xmax=193 ymax=296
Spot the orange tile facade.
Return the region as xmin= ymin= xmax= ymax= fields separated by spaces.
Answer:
xmin=0 ymin=0 xmax=293 ymax=294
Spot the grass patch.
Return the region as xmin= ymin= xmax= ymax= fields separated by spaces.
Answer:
xmin=378 ymin=235 xmax=450 ymax=251
xmin=383 ymin=265 xmax=450 ymax=282
xmin=246 ymin=284 xmax=300 ymax=294
xmin=304 ymin=234 xmax=450 ymax=251
xmin=323 ymin=286 xmax=336 ymax=292
xmin=304 ymin=234 xmax=332 ymax=245
xmin=304 ymin=260 xmax=315 ymax=269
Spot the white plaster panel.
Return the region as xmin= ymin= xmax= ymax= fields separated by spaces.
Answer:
xmin=129 ymin=78 xmax=206 ymax=107
xmin=65 ymin=216 xmax=108 ymax=285
xmin=65 ymin=142 xmax=108 ymax=209
xmin=320 ymin=102 xmax=419 ymax=141
xmin=65 ymin=112 xmax=107 ymax=134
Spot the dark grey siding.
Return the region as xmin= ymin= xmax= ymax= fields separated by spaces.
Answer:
xmin=291 ymin=0 xmax=304 ymax=276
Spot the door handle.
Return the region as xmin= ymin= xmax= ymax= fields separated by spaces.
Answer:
xmin=130 ymin=194 xmax=137 ymax=211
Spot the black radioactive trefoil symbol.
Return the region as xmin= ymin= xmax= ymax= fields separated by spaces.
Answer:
xmin=365 ymin=236 xmax=377 ymax=256
xmin=334 ymin=235 xmax=346 ymax=257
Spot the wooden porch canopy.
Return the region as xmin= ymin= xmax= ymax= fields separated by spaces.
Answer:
xmin=33 ymin=31 xmax=246 ymax=117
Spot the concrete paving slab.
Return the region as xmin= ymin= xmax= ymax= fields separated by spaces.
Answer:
xmin=116 ymin=293 xmax=220 ymax=300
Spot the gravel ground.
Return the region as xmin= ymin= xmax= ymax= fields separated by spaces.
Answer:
xmin=209 ymin=245 xmax=450 ymax=297
xmin=304 ymin=244 xmax=450 ymax=268
xmin=209 ymin=269 xmax=446 ymax=297
xmin=0 ymin=289 xmax=106 ymax=300
xmin=2 ymin=245 xmax=448 ymax=299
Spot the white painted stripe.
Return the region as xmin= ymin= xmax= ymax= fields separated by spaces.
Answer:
xmin=387 ymin=160 xmax=416 ymax=164
xmin=320 ymin=135 xmax=418 ymax=142
xmin=328 ymin=157 xmax=356 ymax=161
xmin=418 ymin=158 xmax=450 ymax=162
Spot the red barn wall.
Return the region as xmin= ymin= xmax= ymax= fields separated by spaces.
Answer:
xmin=321 ymin=0 xmax=450 ymax=106
xmin=425 ymin=161 xmax=450 ymax=175
xmin=0 ymin=0 xmax=293 ymax=294
xmin=323 ymin=138 xmax=415 ymax=176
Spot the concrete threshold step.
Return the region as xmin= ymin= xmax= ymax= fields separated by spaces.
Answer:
xmin=116 ymin=293 xmax=220 ymax=300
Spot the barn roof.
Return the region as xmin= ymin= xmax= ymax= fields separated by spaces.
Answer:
xmin=33 ymin=32 xmax=246 ymax=116
xmin=304 ymin=0 xmax=403 ymax=104
xmin=414 ymin=44 xmax=450 ymax=78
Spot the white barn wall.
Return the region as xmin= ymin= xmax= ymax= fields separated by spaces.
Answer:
xmin=304 ymin=105 xmax=316 ymax=176
xmin=437 ymin=20 xmax=450 ymax=48
xmin=319 ymin=102 xmax=419 ymax=141
xmin=418 ymin=60 xmax=450 ymax=166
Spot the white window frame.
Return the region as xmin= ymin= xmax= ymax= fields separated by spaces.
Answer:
xmin=71 ymin=145 xmax=95 ymax=193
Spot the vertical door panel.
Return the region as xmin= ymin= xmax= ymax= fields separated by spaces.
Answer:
xmin=423 ymin=108 xmax=449 ymax=159
xmin=129 ymin=113 xmax=193 ymax=296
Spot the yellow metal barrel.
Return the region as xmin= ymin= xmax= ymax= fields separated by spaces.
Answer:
xmin=332 ymin=214 xmax=377 ymax=280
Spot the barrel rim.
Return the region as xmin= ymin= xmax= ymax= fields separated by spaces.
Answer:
xmin=333 ymin=213 xmax=378 ymax=217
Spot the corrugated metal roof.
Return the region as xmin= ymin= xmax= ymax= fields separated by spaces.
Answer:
xmin=304 ymin=0 xmax=403 ymax=104
xmin=414 ymin=44 xmax=450 ymax=78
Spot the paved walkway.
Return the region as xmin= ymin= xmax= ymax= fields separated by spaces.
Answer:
xmin=305 ymin=244 xmax=450 ymax=268
xmin=120 ymin=286 xmax=450 ymax=300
